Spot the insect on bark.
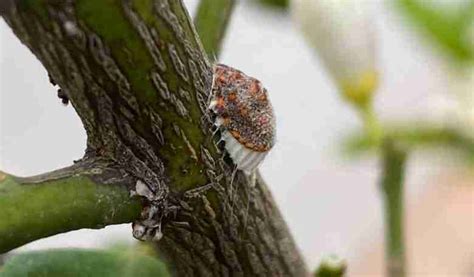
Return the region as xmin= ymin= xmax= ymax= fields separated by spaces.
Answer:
xmin=132 ymin=64 xmax=276 ymax=242
xmin=209 ymin=64 xmax=276 ymax=178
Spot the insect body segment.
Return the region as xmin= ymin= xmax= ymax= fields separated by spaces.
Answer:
xmin=209 ymin=64 xmax=276 ymax=175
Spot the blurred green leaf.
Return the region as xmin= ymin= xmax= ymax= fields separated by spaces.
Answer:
xmin=343 ymin=124 xmax=474 ymax=163
xmin=396 ymin=0 xmax=474 ymax=63
xmin=0 ymin=248 xmax=170 ymax=277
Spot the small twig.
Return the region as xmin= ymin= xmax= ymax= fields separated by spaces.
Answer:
xmin=380 ymin=138 xmax=408 ymax=277
xmin=194 ymin=0 xmax=236 ymax=59
xmin=343 ymin=124 xmax=474 ymax=163
xmin=0 ymin=165 xmax=141 ymax=254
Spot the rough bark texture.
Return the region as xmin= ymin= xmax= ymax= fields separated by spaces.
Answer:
xmin=1 ymin=0 xmax=307 ymax=276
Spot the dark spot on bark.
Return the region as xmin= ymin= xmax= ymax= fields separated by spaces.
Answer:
xmin=57 ymin=88 xmax=69 ymax=105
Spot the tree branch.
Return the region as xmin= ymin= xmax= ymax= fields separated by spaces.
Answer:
xmin=194 ymin=0 xmax=235 ymax=59
xmin=1 ymin=1 xmax=307 ymax=275
xmin=0 ymin=158 xmax=141 ymax=253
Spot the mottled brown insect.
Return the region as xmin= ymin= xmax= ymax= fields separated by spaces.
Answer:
xmin=209 ymin=64 xmax=276 ymax=174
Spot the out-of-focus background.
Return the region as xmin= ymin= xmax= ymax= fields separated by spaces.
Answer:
xmin=1 ymin=0 xmax=473 ymax=276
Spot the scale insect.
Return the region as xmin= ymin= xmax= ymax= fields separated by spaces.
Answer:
xmin=131 ymin=65 xmax=276 ymax=242
xmin=209 ymin=64 xmax=276 ymax=176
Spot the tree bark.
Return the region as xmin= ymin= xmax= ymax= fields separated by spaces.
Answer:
xmin=1 ymin=1 xmax=307 ymax=276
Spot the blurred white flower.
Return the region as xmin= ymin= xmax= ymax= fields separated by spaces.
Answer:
xmin=428 ymin=66 xmax=474 ymax=137
xmin=446 ymin=66 xmax=474 ymax=136
xmin=291 ymin=0 xmax=378 ymax=107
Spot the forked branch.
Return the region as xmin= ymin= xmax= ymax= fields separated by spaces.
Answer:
xmin=1 ymin=1 xmax=306 ymax=275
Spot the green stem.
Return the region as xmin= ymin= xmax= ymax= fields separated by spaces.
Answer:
xmin=344 ymin=123 xmax=474 ymax=163
xmin=358 ymin=103 xmax=383 ymax=146
xmin=0 ymin=167 xmax=141 ymax=253
xmin=380 ymin=139 xmax=407 ymax=277
xmin=314 ymin=255 xmax=346 ymax=277
xmin=194 ymin=0 xmax=235 ymax=59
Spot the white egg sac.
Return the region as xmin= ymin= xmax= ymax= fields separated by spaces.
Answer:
xmin=220 ymin=129 xmax=268 ymax=175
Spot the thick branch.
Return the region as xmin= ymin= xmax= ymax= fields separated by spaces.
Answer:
xmin=0 ymin=159 xmax=141 ymax=253
xmin=194 ymin=0 xmax=235 ymax=59
xmin=2 ymin=1 xmax=306 ymax=275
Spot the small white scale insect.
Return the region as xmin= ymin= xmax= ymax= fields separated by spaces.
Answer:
xmin=209 ymin=64 xmax=276 ymax=176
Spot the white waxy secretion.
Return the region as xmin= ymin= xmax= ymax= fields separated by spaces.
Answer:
xmin=209 ymin=64 xmax=276 ymax=175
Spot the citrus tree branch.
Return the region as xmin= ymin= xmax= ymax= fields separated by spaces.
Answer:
xmin=0 ymin=158 xmax=141 ymax=253
xmin=1 ymin=1 xmax=306 ymax=275
xmin=194 ymin=0 xmax=235 ymax=59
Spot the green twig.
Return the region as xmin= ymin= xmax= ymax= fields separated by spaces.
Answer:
xmin=343 ymin=124 xmax=474 ymax=163
xmin=380 ymin=139 xmax=408 ymax=277
xmin=0 ymin=169 xmax=141 ymax=253
xmin=194 ymin=0 xmax=235 ymax=59
xmin=357 ymin=103 xmax=383 ymax=147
